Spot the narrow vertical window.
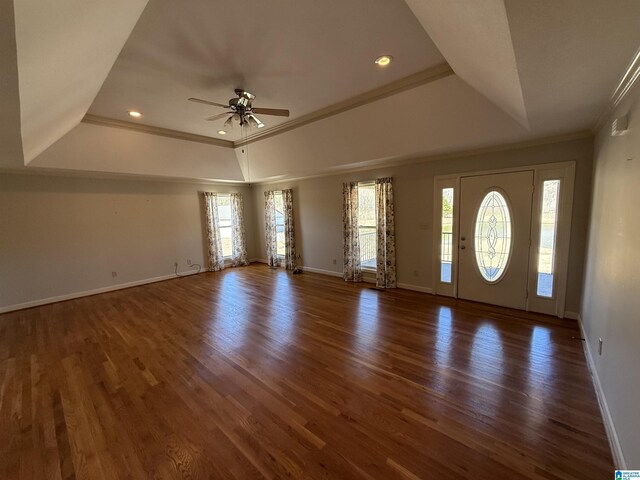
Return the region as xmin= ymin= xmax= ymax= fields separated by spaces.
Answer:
xmin=358 ymin=183 xmax=377 ymax=269
xmin=217 ymin=194 xmax=233 ymax=258
xmin=440 ymin=188 xmax=454 ymax=283
xmin=536 ymin=180 xmax=560 ymax=297
xmin=274 ymin=191 xmax=285 ymax=257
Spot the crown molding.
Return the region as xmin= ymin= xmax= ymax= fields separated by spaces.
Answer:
xmin=81 ymin=64 xmax=453 ymax=149
xmin=235 ymin=63 xmax=454 ymax=146
xmin=82 ymin=114 xmax=235 ymax=148
xmin=0 ymin=165 xmax=247 ymax=186
xmin=2 ymin=129 xmax=592 ymax=187
xmin=594 ymin=45 xmax=640 ymax=132
xmin=252 ymin=130 xmax=593 ymax=185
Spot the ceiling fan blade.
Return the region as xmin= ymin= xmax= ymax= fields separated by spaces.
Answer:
xmin=251 ymin=107 xmax=290 ymax=117
xmin=205 ymin=112 xmax=233 ymax=122
xmin=188 ymin=97 xmax=229 ymax=108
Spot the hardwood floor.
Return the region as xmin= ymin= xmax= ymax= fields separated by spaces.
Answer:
xmin=0 ymin=264 xmax=612 ymax=479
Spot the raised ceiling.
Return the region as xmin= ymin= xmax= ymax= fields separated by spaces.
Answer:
xmin=2 ymin=0 xmax=640 ymax=182
xmin=88 ymin=0 xmax=445 ymax=141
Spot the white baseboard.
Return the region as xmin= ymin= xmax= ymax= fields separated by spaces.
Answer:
xmin=298 ymin=267 xmax=433 ymax=294
xmin=397 ymin=283 xmax=433 ymax=294
xmin=564 ymin=311 xmax=580 ymax=320
xmin=250 ymin=258 xmax=267 ymax=264
xmin=0 ymin=269 xmax=202 ymax=314
xmin=577 ymin=317 xmax=626 ymax=469
xmin=302 ymin=265 xmax=343 ymax=278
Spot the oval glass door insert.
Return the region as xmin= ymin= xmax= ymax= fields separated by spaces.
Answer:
xmin=474 ymin=190 xmax=512 ymax=282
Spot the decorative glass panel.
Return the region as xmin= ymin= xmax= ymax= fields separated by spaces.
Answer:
xmin=440 ymin=188 xmax=454 ymax=283
xmin=474 ymin=191 xmax=512 ymax=282
xmin=536 ymin=180 xmax=560 ymax=297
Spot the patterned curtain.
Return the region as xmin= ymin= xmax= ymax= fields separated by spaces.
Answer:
xmin=282 ymin=189 xmax=297 ymax=271
xmin=230 ymin=193 xmax=249 ymax=267
xmin=342 ymin=182 xmax=362 ymax=282
xmin=203 ymin=192 xmax=225 ymax=272
xmin=264 ymin=191 xmax=280 ymax=267
xmin=375 ymin=177 xmax=397 ymax=288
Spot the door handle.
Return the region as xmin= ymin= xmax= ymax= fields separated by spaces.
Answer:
xmin=461 ymin=236 xmax=466 ymax=241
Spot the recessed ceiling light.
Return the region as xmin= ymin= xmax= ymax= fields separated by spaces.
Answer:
xmin=374 ymin=55 xmax=393 ymax=67
xmin=217 ymin=130 xmax=227 ymax=135
xmin=128 ymin=110 xmax=142 ymax=118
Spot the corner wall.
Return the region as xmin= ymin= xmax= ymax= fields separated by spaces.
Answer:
xmin=0 ymin=173 xmax=257 ymax=311
xmin=581 ymin=79 xmax=640 ymax=467
xmin=251 ymin=137 xmax=593 ymax=314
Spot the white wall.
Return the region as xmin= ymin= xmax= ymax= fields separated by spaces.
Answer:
xmin=31 ymin=122 xmax=244 ymax=182
xmin=0 ymin=173 xmax=257 ymax=311
xmin=252 ymin=137 xmax=593 ymax=314
xmin=581 ymin=80 xmax=640 ymax=467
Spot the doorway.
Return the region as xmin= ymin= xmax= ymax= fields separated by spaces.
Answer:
xmin=457 ymin=171 xmax=533 ymax=309
xmin=433 ymin=162 xmax=575 ymax=317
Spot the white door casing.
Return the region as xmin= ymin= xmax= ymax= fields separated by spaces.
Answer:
xmin=457 ymin=170 xmax=534 ymax=309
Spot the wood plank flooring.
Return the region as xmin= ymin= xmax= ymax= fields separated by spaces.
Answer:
xmin=0 ymin=264 xmax=612 ymax=479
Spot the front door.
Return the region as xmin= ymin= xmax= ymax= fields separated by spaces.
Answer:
xmin=457 ymin=171 xmax=534 ymax=309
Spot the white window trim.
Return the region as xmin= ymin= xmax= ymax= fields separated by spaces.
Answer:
xmin=357 ymin=181 xmax=377 ymax=273
xmin=273 ymin=190 xmax=286 ymax=259
xmin=216 ymin=193 xmax=233 ymax=260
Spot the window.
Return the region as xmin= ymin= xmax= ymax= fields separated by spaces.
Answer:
xmin=274 ymin=191 xmax=285 ymax=257
xmin=358 ymin=183 xmax=376 ymax=269
xmin=217 ymin=194 xmax=232 ymax=258
xmin=440 ymin=188 xmax=454 ymax=283
xmin=474 ymin=190 xmax=512 ymax=282
xmin=536 ymin=180 xmax=560 ymax=297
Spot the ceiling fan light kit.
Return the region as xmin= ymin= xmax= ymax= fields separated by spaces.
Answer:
xmin=188 ymin=89 xmax=289 ymax=133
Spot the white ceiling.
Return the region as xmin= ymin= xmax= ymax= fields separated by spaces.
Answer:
xmin=405 ymin=0 xmax=529 ymax=128
xmin=2 ymin=0 xmax=640 ymax=182
xmin=13 ymin=0 xmax=148 ymax=163
xmin=88 ymin=0 xmax=445 ymax=141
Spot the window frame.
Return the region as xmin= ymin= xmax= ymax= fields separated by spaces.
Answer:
xmin=357 ymin=181 xmax=377 ymax=272
xmin=216 ymin=193 xmax=233 ymax=259
xmin=273 ymin=190 xmax=286 ymax=259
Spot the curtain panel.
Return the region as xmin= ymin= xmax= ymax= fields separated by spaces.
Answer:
xmin=203 ymin=192 xmax=225 ymax=272
xmin=264 ymin=191 xmax=280 ymax=268
xmin=264 ymin=189 xmax=297 ymax=270
xmin=375 ymin=177 xmax=397 ymax=288
xmin=230 ymin=193 xmax=249 ymax=267
xmin=282 ymin=189 xmax=297 ymax=270
xmin=342 ymin=182 xmax=362 ymax=282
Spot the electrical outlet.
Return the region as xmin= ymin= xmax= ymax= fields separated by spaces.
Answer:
xmin=111 ymin=271 xmax=117 ymax=278
xmin=187 ymin=259 xmax=192 ymax=265
xmin=598 ymin=338 xmax=603 ymax=355
xmin=332 ymin=259 xmax=337 ymax=265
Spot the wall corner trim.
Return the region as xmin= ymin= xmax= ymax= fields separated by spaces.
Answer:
xmin=577 ymin=317 xmax=627 ymax=469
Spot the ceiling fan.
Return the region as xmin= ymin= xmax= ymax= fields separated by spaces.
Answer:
xmin=188 ymin=89 xmax=289 ymax=130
